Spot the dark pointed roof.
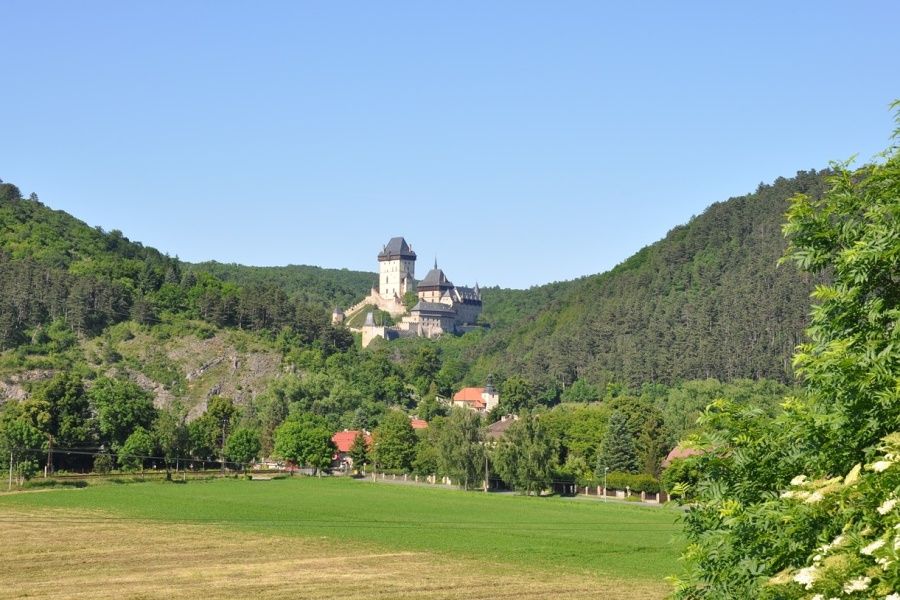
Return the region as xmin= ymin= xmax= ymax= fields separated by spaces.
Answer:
xmin=378 ymin=237 xmax=417 ymax=261
xmin=418 ymin=265 xmax=453 ymax=290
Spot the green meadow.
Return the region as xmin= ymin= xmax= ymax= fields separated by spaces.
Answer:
xmin=0 ymin=477 xmax=682 ymax=582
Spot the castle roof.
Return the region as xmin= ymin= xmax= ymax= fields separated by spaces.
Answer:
xmin=411 ymin=301 xmax=456 ymax=316
xmin=378 ymin=237 xmax=416 ymax=261
xmin=454 ymin=286 xmax=482 ymax=303
xmin=418 ymin=266 xmax=454 ymax=290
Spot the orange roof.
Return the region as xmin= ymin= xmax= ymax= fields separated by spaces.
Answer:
xmin=662 ymin=446 xmax=702 ymax=467
xmin=453 ymin=387 xmax=485 ymax=403
xmin=410 ymin=418 xmax=428 ymax=429
xmin=331 ymin=430 xmax=371 ymax=453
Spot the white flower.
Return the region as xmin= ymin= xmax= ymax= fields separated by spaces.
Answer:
xmin=781 ymin=490 xmax=796 ymax=499
xmin=805 ymin=490 xmax=825 ymax=504
xmin=811 ymin=595 xmax=823 ymax=600
xmin=886 ymin=593 xmax=900 ymax=600
xmin=813 ymin=554 xmax=823 ymax=563
xmin=877 ymin=498 xmax=897 ymax=515
xmin=793 ymin=566 xmax=818 ymax=589
xmin=861 ymin=539 xmax=886 ymax=555
xmin=791 ymin=474 xmax=808 ymax=486
xmin=871 ymin=460 xmax=893 ymax=473
xmin=842 ymin=576 xmax=871 ymax=593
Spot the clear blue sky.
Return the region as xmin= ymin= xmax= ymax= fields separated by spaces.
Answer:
xmin=2 ymin=2 xmax=897 ymax=289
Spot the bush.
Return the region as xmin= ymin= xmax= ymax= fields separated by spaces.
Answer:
xmin=605 ymin=471 xmax=660 ymax=493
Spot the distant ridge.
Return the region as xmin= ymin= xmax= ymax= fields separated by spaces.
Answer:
xmin=464 ymin=170 xmax=830 ymax=389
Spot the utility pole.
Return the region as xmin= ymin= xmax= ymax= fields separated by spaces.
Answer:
xmin=8 ymin=451 xmax=13 ymax=491
xmin=484 ymin=453 xmax=489 ymax=493
xmin=45 ymin=435 xmax=53 ymax=478
xmin=220 ymin=418 xmax=227 ymax=476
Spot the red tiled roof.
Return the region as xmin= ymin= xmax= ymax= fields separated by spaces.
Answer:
xmin=331 ymin=430 xmax=371 ymax=453
xmin=662 ymin=446 xmax=702 ymax=467
xmin=453 ymin=387 xmax=485 ymax=403
xmin=410 ymin=418 xmax=428 ymax=429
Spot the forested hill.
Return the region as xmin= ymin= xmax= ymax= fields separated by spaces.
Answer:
xmin=0 ymin=181 xmax=351 ymax=350
xmin=191 ymin=262 xmax=375 ymax=310
xmin=465 ymin=170 xmax=830 ymax=389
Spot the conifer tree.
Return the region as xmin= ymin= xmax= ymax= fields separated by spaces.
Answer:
xmin=597 ymin=411 xmax=638 ymax=474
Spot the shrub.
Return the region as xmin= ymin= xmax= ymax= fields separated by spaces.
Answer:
xmin=605 ymin=471 xmax=660 ymax=493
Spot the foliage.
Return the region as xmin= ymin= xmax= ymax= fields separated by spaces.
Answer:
xmin=671 ymin=113 xmax=900 ymax=599
xmin=467 ymin=171 xmax=830 ymax=390
xmin=348 ymin=430 xmax=370 ymax=473
xmin=273 ymin=413 xmax=335 ymax=474
xmin=373 ymin=410 xmax=417 ymax=471
xmin=436 ymin=408 xmax=484 ymax=489
xmin=224 ymin=427 xmax=262 ymax=468
xmin=604 ymin=471 xmax=660 ymax=494
xmin=119 ymin=426 xmax=154 ymax=471
xmin=492 ymin=412 xmax=555 ymax=495
xmin=0 ymin=413 xmax=45 ymax=481
xmin=89 ymin=376 xmax=157 ymax=451
xmin=597 ymin=411 xmax=638 ymax=474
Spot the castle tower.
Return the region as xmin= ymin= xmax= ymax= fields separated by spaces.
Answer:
xmin=377 ymin=237 xmax=416 ymax=300
xmin=417 ymin=260 xmax=454 ymax=304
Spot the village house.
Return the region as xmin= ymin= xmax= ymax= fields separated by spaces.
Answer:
xmin=331 ymin=429 xmax=372 ymax=473
xmin=451 ymin=377 xmax=499 ymax=413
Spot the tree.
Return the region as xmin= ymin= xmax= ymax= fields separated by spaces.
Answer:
xmin=273 ymin=414 xmax=334 ymax=475
xmin=189 ymin=396 xmax=238 ymax=461
xmin=499 ymin=376 xmax=534 ymax=413
xmin=153 ymin=407 xmax=189 ymax=479
xmin=22 ymin=372 xmax=93 ymax=470
xmin=492 ymin=412 xmax=554 ymax=495
xmin=0 ymin=415 xmax=45 ymax=483
xmin=436 ymin=408 xmax=484 ymax=489
xmin=119 ymin=427 xmax=154 ymax=473
xmin=224 ymin=428 xmax=262 ymax=470
xmin=89 ymin=377 xmax=157 ymax=451
xmin=672 ymin=109 xmax=900 ymax=599
xmin=597 ymin=411 xmax=638 ymax=474
xmin=348 ymin=430 xmax=370 ymax=474
xmin=373 ymin=410 xmax=417 ymax=471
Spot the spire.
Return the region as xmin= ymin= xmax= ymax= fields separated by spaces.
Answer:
xmin=434 ymin=257 xmax=438 ymax=270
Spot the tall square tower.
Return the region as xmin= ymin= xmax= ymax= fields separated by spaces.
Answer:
xmin=377 ymin=237 xmax=416 ymax=299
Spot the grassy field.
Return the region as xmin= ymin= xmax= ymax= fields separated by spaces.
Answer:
xmin=0 ymin=477 xmax=683 ymax=599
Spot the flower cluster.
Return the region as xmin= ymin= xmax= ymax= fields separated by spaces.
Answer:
xmin=769 ymin=434 xmax=899 ymax=599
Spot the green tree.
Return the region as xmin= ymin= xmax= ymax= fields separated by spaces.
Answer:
xmin=499 ymin=376 xmax=534 ymax=413
xmin=119 ymin=426 xmax=154 ymax=473
xmin=373 ymin=410 xmax=417 ymax=471
xmin=673 ymin=110 xmax=900 ymax=599
xmin=273 ymin=414 xmax=335 ymax=475
xmin=224 ymin=428 xmax=262 ymax=470
xmin=492 ymin=412 xmax=554 ymax=495
xmin=89 ymin=376 xmax=157 ymax=451
xmin=22 ymin=372 xmax=94 ymax=460
xmin=153 ymin=407 xmax=189 ymax=479
xmin=348 ymin=430 xmax=370 ymax=474
xmin=560 ymin=379 xmax=600 ymax=403
xmin=436 ymin=408 xmax=484 ymax=489
xmin=0 ymin=415 xmax=45 ymax=483
xmin=597 ymin=411 xmax=638 ymax=474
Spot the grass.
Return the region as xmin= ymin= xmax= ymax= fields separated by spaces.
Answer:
xmin=0 ymin=477 xmax=683 ymax=598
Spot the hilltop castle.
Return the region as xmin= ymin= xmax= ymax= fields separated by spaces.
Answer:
xmin=334 ymin=237 xmax=483 ymax=347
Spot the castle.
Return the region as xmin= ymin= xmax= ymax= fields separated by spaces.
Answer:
xmin=334 ymin=237 xmax=483 ymax=347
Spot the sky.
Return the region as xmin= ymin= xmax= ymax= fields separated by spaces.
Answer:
xmin=2 ymin=2 xmax=897 ymax=289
